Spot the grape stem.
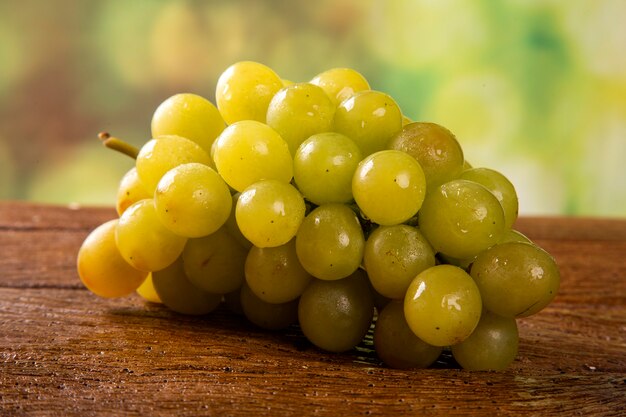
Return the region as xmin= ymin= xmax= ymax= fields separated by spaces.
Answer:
xmin=98 ymin=132 xmax=139 ymax=160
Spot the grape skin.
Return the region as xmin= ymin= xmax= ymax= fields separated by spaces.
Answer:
xmin=418 ymin=179 xmax=506 ymax=259
xmin=151 ymin=257 xmax=222 ymax=316
xmin=352 ymin=150 xmax=426 ymax=226
xmin=374 ymin=300 xmax=442 ymax=369
xmin=266 ymin=83 xmax=335 ymax=155
xmin=334 ymin=90 xmax=403 ymax=156
xmin=404 ymin=265 xmax=482 ymax=347
xmin=154 ymin=163 xmax=232 ymax=238
xmin=451 ymin=310 xmax=519 ymax=370
xmin=310 ymin=67 xmax=370 ymax=107
xmin=235 ymin=180 xmax=305 ymax=248
xmin=364 ymin=224 xmax=435 ymax=300
xmin=77 ymin=219 xmax=147 ymax=298
xmin=116 ymin=167 xmax=151 ymax=216
xmin=295 ymin=203 xmax=365 ymax=280
xmin=470 ymin=241 xmax=560 ymax=318
xmin=298 ymin=270 xmax=374 ymax=353
xmin=213 ymin=120 xmax=293 ymax=193
xmin=115 ymin=199 xmax=187 ymax=272
xmin=151 ymin=93 xmax=225 ymax=154
xmin=293 ymin=132 xmax=362 ymax=205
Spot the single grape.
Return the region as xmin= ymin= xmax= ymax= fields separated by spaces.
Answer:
xmin=115 ymin=199 xmax=187 ymax=272
xmin=136 ymin=135 xmax=212 ymax=193
xmin=470 ymin=241 xmax=560 ymax=318
xmin=298 ymin=270 xmax=374 ymax=352
xmin=364 ymin=224 xmax=435 ymax=299
xmin=451 ymin=310 xmax=519 ymax=370
xmin=374 ymin=300 xmax=442 ymax=369
xmin=245 ymin=239 xmax=313 ymax=304
xmin=266 ymin=82 xmax=335 ymax=155
xmin=151 ymin=257 xmax=222 ymax=315
xmin=404 ymin=265 xmax=482 ymax=347
xmin=240 ymin=283 xmax=299 ymax=331
xmin=236 ymin=180 xmax=305 ymax=248
xmin=116 ymin=167 xmax=151 ymax=216
xmin=459 ymin=167 xmax=519 ymax=230
xmin=352 ymin=150 xmax=426 ymax=226
xmin=402 ymin=115 xmax=413 ymax=126
xmin=77 ymin=219 xmax=147 ymax=298
xmin=418 ymin=179 xmax=506 ymax=259
xmin=334 ymin=90 xmax=403 ymax=156
xmin=388 ymin=122 xmax=464 ymax=190
xmin=154 ymin=163 xmax=231 ymax=238
xmin=212 ymin=120 xmax=293 ymax=192
xmin=182 ymin=227 xmax=247 ymax=295
xmin=295 ymin=203 xmax=364 ymax=280
xmin=310 ymin=67 xmax=370 ymax=107
xmin=215 ymin=61 xmax=283 ymax=124
xmin=136 ymin=273 xmax=162 ymax=304
xmin=293 ymin=132 xmax=362 ymax=205
xmin=151 ymin=93 xmax=225 ymax=153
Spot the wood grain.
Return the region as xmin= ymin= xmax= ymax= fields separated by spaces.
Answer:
xmin=1 ymin=201 xmax=625 ymax=416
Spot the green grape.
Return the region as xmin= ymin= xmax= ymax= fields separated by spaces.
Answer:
xmin=363 ymin=224 xmax=435 ymax=299
xmin=182 ymin=227 xmax=247 ymax=295
xmin=293 ymin=132 xmax=362 ymax=205
xmin=266 ymin=83 xmax=335 ymax=155
xmin=152 ymin=257 xmax=222 ymax=315
xmin=404 ymin=265 xmax=482 ymax=347
xmin=136 ymin=135 xmax=212 ymax=193
xmin=402 ymin=115 xmax=413 ymax=126
xmin=295 ymin=203 xmax=364 ymax=280
xmin=115 ymin=199 xmax=187 ymax=272
xmin=116 ymin=167 xmax=151 ymax=216
xmin=224 ymin=193 xmax=253 ymax=250
xmin=470 ymin=241 xmax=560 ymax=318
xmin=334 ymin=90 xmax=403 ymax=156
xmin=418 ymin=179 xmax=506 ymax=259
xmin=151 ymin=93 xmax=225 ymax=153
xmin=240 ymin=283 xmax=299 ymax=330
xmin=245 ymin=239 xmax=313 ymax=304
xmin=154 ymin=163 xmax=231 ymax=238
xmin=298 ymin=270 xmax=374 ymax=352
xmin=374 ymin=300 xmax=442 ymax=369
xmin=136 ymin=273 xmax=162 ymax=304
xmin=499 ymin=229 xmax=532 ymax=244
xmin=310 ymin=67 xmax=370 ymax=107
xmin=77 ymin=219 xmax=147 ymax=298
xmin=459 ymin=167 xmax=519 ymax=230
xmin=215 ymin=61 xmax=283 ymax=124
xmin=352 ymin=150 xmax=426 ymax=226
xmin=451 ymin=310 xmax=519 ymax=370
xmin=212 ymin=120 xmax=293 ymax=192
xmin=236 ymin=180 xmax=305 ymax=248
xmin=388 ymin=122 xmax=464 ymax=190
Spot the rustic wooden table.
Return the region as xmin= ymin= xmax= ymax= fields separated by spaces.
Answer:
xmin=1 ymin=201 xmax=625 ymax=416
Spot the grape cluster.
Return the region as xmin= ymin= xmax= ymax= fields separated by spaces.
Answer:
xmin=77 ymin=61 xmax=560 ymax=370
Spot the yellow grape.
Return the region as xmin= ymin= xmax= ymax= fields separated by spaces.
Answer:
xmin=77 ymin=219 xmax=147 ymax=298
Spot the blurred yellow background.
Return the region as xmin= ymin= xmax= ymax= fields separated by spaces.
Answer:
xmin=0 ymin=0 xmax=624 ymax=216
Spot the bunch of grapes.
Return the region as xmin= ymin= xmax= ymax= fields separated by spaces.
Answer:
xmin=77 ymin=61 xmax=560 ymax=370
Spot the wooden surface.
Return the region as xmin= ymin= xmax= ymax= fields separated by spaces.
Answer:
xmin=1 ymin=201 xmax=625 ymax=416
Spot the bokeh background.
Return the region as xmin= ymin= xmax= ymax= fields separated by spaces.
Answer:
xmin=0 ymin=0 xmax=624 ymax=217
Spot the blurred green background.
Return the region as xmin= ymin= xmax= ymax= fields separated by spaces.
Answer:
xmin=0 ymin=0 xmax=624 ymax=216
